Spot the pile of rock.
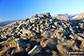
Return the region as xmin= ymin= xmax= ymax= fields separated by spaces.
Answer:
xmin=0 ymin=12 xmax=84 ymax=56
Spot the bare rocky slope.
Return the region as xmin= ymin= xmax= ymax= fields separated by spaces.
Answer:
xmin=0 ymin=12 xmax=84 ymax=56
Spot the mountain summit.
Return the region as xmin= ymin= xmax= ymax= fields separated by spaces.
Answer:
xmin=0 ymin=12 xmax=84 ymax=56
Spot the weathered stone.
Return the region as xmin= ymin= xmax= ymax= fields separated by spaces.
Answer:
xmin=72 ymin=45 xmax=79 ymax=51
xmin=41 ymin=31 xmax=50 ymax=38
xmin=66 ymin=40 xmax=75 ymax=48
xmin=80 ymin=41 xmax=84 ymax=49
xmin=28 ymin=45 xmax=42 ymax=56
xmin=52 ymin=50 xmax=57 ymax=56
xmin=57 ymin=45 xmax=67 ymax=54
xmin=69 ymin=34 xmax=75 ymax=39
xmin=40 ymin=38 xmax=57 ymax=49
xmin=39 ymin=12 xmax=51 ymax=18
xmin=73 ymin=34 xmax=84 ymax=41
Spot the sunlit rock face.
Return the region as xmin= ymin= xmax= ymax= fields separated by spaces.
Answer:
xmin=0 ymin=12 xmax=84 ymax=56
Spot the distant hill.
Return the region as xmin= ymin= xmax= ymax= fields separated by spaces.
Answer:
xmin=0 ymin=20 xmax=21 ymax=26
xmin=52 ymin=13 xmax=77 ymax=20
xmin=71 ymin=12 xmax=84 ymax=20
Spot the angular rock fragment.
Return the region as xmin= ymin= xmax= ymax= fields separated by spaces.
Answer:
xmin=40 ymin=38 xmax=57 ymax=49
xmin=57 ymin=45 xmax=68 ymax=54
xmin=28 ymin=45 xmax=42 ymax=56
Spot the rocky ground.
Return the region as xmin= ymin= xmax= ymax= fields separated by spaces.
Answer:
xmin=0 ymin=12 xmax=84 ymax=56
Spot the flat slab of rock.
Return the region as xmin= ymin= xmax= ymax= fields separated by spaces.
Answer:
xmin=28 ymin=45 xmax=42 ymax=56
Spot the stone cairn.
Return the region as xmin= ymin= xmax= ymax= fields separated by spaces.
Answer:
xmin=0 ymin=12 xmax=84 ymax=56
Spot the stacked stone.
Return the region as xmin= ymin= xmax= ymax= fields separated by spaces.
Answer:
xmin=0 ymin=12 xmax=84 ymax=56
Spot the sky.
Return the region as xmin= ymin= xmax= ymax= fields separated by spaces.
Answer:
xmin=0 ymin=0 xmax=84 ymax=20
